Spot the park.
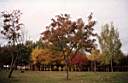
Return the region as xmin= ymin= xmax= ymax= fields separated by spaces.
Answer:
xmin=0 ymin=70 xmax=128 ymax=83
xmin=0 ymin=0 xmax=128 ymax=83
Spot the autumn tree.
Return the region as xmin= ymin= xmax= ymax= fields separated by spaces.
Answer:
xmin=70 ymin=52 xmax=88 ymax=71
xmin=0 ymin=10 xmax=24 ymax=78
xmin=98 ymin=23 xmax=123 ymax=72
xmin=31 ymin=48 xmax=51 ymax=65
xmin=41 ymin=13 xmax=97 ymax=80
xmin=31 ymin=47 xmax=64 ymax=70
xmin=87 ymin=48 xmax=101 ymax=72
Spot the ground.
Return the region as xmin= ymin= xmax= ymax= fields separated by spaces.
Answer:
xmin=0 ymin=70 xmax=128 ymax=83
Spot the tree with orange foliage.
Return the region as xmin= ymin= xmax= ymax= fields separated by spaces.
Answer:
xmin=41 ymin=13 xmax=97 ymax=80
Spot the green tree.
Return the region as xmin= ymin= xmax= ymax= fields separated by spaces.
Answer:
xmin=98 ymin=23 xmax=123 ymax=72
xmin=0 ymin=10 xmax=24 ymax=78
xmin=16 ymin=44 xmax=31 ymax=66
xmin=41 ymin=13 xmax=97 ymax=80
xmin=35 ymin=38 xmax=44 ymax=48
xmin=0 ymin=46 xmax=12 ymax=65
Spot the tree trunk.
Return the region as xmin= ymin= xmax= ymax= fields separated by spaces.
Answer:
xmin=94 ymin=61 xmax=96 ymax=72
xmin=64 ymin=50 xmax=69 ymax=80
xmin=110 ymin=59 xmax=113 ymax=72
xmin=8 ymin=65 xmax=15 ymax=78
xmin=8 ymin=43 xmax=19 ymax=78
xmin=66 ymin=63 xmax=69 ymax=80
xmin=8 ymin=54 xmax=18 ymax=78
xmin=63 ymin=47 xmax=73 ymax=80
xmin=91 ymin=61 xmax=93 ymax=71
xmin=65 ymin=54 xmax=70 ymax=80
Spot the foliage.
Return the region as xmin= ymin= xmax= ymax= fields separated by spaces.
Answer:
xmin=31 ymin=48 xmax=50 ymax=64
xmin=98 ymin=23 xmax=123 ymax=66
xmin=41 ymin=13 xmax=97 ymax=55
xmin=87 ymin=48 xmax=101 ymax=71
xmin=0 ymin=10 xmax=24 ymax=78
xmin=41 ymin=13 xmax=97 ymax=79
xmin=70 ymin=52 xmax=88 ymax=65
xmin=34 ymin=38 xmax=44 ymax=48
xmin=16 ymin=44 xmax=31 ymax=65
xmin=0 ymin=41 xmax=33 ymax=66
xmin=1 ymin=10 xmax=24 ymax=45
xmin=87 ymin=49 xmax=101 ymax=62
xmin=31 ymin=47 xmax=64 ymax=65
xmin=0 ymin=46 xmax=13 ymax=65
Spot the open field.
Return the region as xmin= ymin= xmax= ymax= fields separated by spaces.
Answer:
xmin=0 ymin=70 xmax=128 ymax=83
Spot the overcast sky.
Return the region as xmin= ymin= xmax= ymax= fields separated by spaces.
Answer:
xmin=0 ymin=0 xmax=128 ymax=54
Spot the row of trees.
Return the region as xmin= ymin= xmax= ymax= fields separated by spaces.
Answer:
xmin=0 ymin=10 xmax=127 ymax=79
xmin=0 ymin=37 xmax=127 ymax=70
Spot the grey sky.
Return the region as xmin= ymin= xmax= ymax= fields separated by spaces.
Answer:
xmin=0 ymin=0 xmax=128 ymax=54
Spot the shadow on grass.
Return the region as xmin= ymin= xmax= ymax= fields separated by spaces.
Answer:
xmin=0 ymin=70 xmax=19 ymax=83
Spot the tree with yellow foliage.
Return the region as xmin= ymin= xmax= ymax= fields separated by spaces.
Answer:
xmin=31 ymin=48 xmax=51 ymax=64
xmin=31 ymin=48 xmax=51 ymax=70
xmin=87 ymin=48 xmax=101 ymax=72
xmin=31 ymin=47 xmax=64 ymax=70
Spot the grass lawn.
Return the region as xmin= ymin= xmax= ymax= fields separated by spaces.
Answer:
xmin=0 ymin=70 xmax=128 ymax=83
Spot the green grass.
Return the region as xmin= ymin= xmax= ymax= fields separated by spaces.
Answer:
xmin=0 ymin=70 xmax=128 ymax=83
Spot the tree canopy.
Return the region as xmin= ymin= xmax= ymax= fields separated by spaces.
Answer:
xmin=41 ymin=13 xmax=97 ymax=79
xmin=98 ymin=23 xmax=123 ymax=71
